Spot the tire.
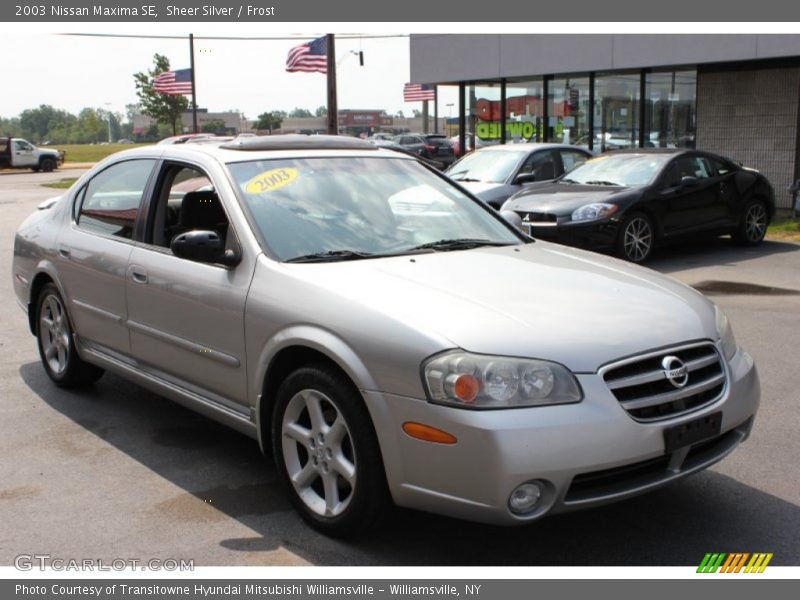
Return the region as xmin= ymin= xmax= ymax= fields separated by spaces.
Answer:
xmin=617 ymin=211 xmax=655 ymax=263
xmin=35 ymin=283 xmax=104 ymax=387
xmin=40 ymin=157 xmax=56 ymax=172
xmin=31 ymin=167 xmax=41 ymax=173
xmin=733 ymin=199 xmax=768 ymax=246
xmin=271 ymin=364 xmax=389 ymax=537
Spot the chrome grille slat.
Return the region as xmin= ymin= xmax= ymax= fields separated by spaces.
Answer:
xmin=601 ymin=342 xmax=727 ymax=421
xmin=619 ymin=373 xmax=726 ymax=410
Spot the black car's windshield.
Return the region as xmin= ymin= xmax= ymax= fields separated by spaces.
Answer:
xmin=446 ymin=149 xmax=529 ymax=183
xmin=561 ymin=153 xmax=673 ymax=187
xmin=227 ymin=157 xmax=522 ymax=262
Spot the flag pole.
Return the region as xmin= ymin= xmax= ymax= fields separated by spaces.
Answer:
xmin=189 ymin=33 xmax=198 ymax=133
xmin=326 ymin=33 xmax=338 ymax=135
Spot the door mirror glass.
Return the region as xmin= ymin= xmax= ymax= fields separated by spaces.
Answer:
xmin=515 ymin=173 xmax=538 ymax=185
xmin=680 ymin=175 xmax=699 ymax=187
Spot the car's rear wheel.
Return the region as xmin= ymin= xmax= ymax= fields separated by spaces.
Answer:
xmin=40 ymin=157 xmax=56 ymax=172
xmin=617 ymin=212 xmax=654 ymax=263
xmin=36 ymin=283 xmax=104 ymax=387
xmin=272 ymin=365 xmax=389 ymax=537
xmin=733 ymin=199 xmax=768 ymax=245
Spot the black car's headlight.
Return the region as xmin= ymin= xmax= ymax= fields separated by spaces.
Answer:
xmin=571 ymin=203 xmax=619 ymax=222
xmin=423 ymin=351 xmax=582 ymax=409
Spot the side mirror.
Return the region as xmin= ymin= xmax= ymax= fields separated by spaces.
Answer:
xmin=170 ymin=230 xmax=241 ymax=267
xmin=515 ymin=173 xmax=538 ymax=185
xmin=680 ymin=175 xmax=699 ymax=187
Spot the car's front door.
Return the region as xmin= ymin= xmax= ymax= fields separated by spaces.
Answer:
xmin=13 ymin=140 xmax=38 ymax=167
xmin=658 ymin=154 xmax=721 ymax=237
xmin=57 ymin=158 xmax=158 ymax=357
xmin=125 ymin=162 xmax=253 ymax=411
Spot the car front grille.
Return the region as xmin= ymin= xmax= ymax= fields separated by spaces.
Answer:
xmin=518 ymin=211 xmax=557 ymax=224
xmin=601 ymin=342 xmax=726 ymax=422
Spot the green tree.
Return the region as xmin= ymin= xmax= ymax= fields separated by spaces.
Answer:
xmin=289 ymin=107 xmax=313 ymax=118
xmin=256 ymin=111 xmax=285 ymax=132
xmin=18 ymin=105 xmax=75 ymax=142
xmin=314 ymin=105 xmax=327 ymax=117
xmin=133 ymin=54 xmax=189 ymax=136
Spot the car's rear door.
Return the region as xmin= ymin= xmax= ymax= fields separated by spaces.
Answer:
xmin=125 ymin=160 xmax=254 ymax=411
xmin=56 ymin=158 xmax=158 ymax=357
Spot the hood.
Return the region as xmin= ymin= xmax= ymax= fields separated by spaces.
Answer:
xmin=285 ymin=242 xmax=718 ymax=373
xmin=504 ymin=182 xmax=627 ymax=215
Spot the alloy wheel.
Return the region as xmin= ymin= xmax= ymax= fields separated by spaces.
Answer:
xmin=744 ymin=203 xmax=767 ymax=243
xmin=622 ymin=216 xmax=653 ymax=262
xmin=39 ymin=294 xmax=70 ymax=375
xmin=281 ymin=389 xmax=357 ymax=518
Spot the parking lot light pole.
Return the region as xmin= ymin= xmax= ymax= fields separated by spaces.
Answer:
xmin=326 ymin=34 xmax=338 ymax=135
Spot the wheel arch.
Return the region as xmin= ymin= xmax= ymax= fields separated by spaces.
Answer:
xmin=27 ymin=266 xmax=68 ymax=335
xmin=253 ymin=327 xmax=380 ymax=455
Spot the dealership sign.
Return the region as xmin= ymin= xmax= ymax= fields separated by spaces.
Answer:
xmin=476 ymin=121 xmax=540 ymax=140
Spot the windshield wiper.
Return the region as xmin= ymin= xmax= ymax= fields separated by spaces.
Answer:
xmin=285 ymin=249 xmax=376 ymax=263
xmin=406 ymin=238 xmax=515 ymax=252
xmin=584 ymin=180 xmax=622 ymax=186
xmin=560 ymin=178 xmax=579 ymax=184
xmin=455 ymin=177 xmax=482 ymax=182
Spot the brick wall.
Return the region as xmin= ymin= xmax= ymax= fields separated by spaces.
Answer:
xmin=696 ymin=67 xmax=800 ymax=209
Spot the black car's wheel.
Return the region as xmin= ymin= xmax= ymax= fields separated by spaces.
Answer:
xmin=272 ymin=364 xmax=389 ymax=537
xmin=40 ymin=157 xmax=56 ymax=173
xmin=36 ymin=283 xmax=104 ymax=387
xmin=617 ymin=212 xmax=655 ymax=263
xmin=733 ymin=199 xmax=768 ymax=246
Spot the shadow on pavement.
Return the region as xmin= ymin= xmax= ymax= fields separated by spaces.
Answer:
xmin=646 ymin=237 xmax=800 ymax=274
xmin=19 ymin=362 xmax=800 ymax=566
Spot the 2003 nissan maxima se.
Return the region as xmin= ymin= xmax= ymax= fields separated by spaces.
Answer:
xmin=13 ymin=135 xmax=759 ymax=536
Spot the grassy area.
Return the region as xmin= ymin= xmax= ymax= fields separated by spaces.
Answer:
xmin=41 ymin=178 xmax=78 ymax=190
xmin=767 ymin=217 xmax=800 ymax=242
xmin=57 ymin=143 xmax=150 ymax=163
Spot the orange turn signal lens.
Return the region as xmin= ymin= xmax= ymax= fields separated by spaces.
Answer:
xmin=402 ymin=422 xmax=458 ymax=445
xmin=453 ymin=373 xmax=480 ymax=403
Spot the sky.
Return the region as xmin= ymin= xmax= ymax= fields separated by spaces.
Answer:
xmin=0 ymin=29 xmax=459 ymax=121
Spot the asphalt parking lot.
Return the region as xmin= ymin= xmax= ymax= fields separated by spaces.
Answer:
xmin=1 ymin=168 xmax=799 ymax=566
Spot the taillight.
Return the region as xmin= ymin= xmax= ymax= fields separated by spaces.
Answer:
xmin=422 ymin=144 xmax=436 ymax=152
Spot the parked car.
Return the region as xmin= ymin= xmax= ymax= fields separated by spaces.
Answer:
xmin=392 ymin=133 xmax=455 ymax=167
xmin=502 ymin=148 xmax=775 ymax=263
xmin=446 ymin=144 xmax=592 ymax=209
xmin=0 ymin=137 xmax=64 ymax=172
xmin=13 ymin=135 xmax=759 ymax=537
xmin=158 ymin=133 xmax=219 ymax=145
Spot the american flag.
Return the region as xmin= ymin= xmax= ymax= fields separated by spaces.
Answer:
xmin=404 ymin=83 xmax=436 ymax=102
xmin=286 ymin=36 xmax=328 ymax=73
xmin=153 ymin=69 xmax=193 ymax=95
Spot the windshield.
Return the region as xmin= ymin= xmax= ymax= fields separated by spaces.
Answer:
xmin=561 ymin=153 xmax=672 ymax=187
xmin=446 ymin=149 xmax=529 ymax=183
xmin=227 ymin=157 xmax=522 ymax=262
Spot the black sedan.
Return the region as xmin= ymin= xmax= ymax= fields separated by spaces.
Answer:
xmin=501 ymin=149 xmax=775 ymax=262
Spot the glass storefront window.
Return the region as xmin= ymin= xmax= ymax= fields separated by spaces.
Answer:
xmin=547 ymin=76 xmax=590 ymax=147
xmin=469 ymin=82 xmax=502 ymax=152
xmin=593 ymin=72 xmax=641 ymax=152
xmin=505 ymin=79 xmax=544 ymax=144
xmin=644 ymin=70 xmax=697 ymax=148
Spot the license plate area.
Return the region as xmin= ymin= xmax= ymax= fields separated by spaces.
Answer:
xmin=663 ymin=411 xmax=722 ymax=453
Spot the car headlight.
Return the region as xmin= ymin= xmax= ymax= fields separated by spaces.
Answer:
xmin=571 ymin=203 xmax=619 ymax=222
xmin=715 ymin=305 xmax=738 ymax=361
xmin=423 ymin=351 xmax=582 ymax=409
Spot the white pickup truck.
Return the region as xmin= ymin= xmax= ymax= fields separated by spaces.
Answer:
xmin=0 ymin=137 xmax=64 ymax=172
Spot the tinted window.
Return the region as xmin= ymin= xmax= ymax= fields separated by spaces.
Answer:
xmin=711 ymin=158 xmax=734 ymax=176
xmin=519 ymin=150 xmax=559 ymax=180
xmin=77 ymin=160 xmax=155 ymax=239
xmin=676 ymin=156 xmax=713 ymax=180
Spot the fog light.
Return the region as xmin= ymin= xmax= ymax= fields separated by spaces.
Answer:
xmin=508 ymin=482 xmax=542 ymax=515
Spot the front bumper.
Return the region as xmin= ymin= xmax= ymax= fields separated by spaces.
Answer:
xmin=364 ymin=345 xmax=759 ymax=525
xmin=526 ymin=218 xmax=619 ymax=251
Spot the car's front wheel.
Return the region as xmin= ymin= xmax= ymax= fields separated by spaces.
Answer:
xmin=617 ymin=212 xmax=655 ymax=263
xmin=40 ymin=157 xmax=56 ymax=172
xmin=272 ymin=365 xmax=389 ymax=536
xmin=36 ymin=283 xmax=104 ymax=387
xmin=733 ymin=199 xmax=768 ymax=245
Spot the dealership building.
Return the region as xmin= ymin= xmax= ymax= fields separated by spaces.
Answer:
xmin=410 ymin=34 xmax=800 ymax=209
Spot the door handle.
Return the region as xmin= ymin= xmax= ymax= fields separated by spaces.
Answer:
xmin=58 ymin=246 xmax=71 ymax=258
xmin=130 ymin=267 xmax=148 ymax=284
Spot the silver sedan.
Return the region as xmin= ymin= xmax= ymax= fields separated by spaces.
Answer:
xmin=12 ymin=135 xmax=759 ymax=536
